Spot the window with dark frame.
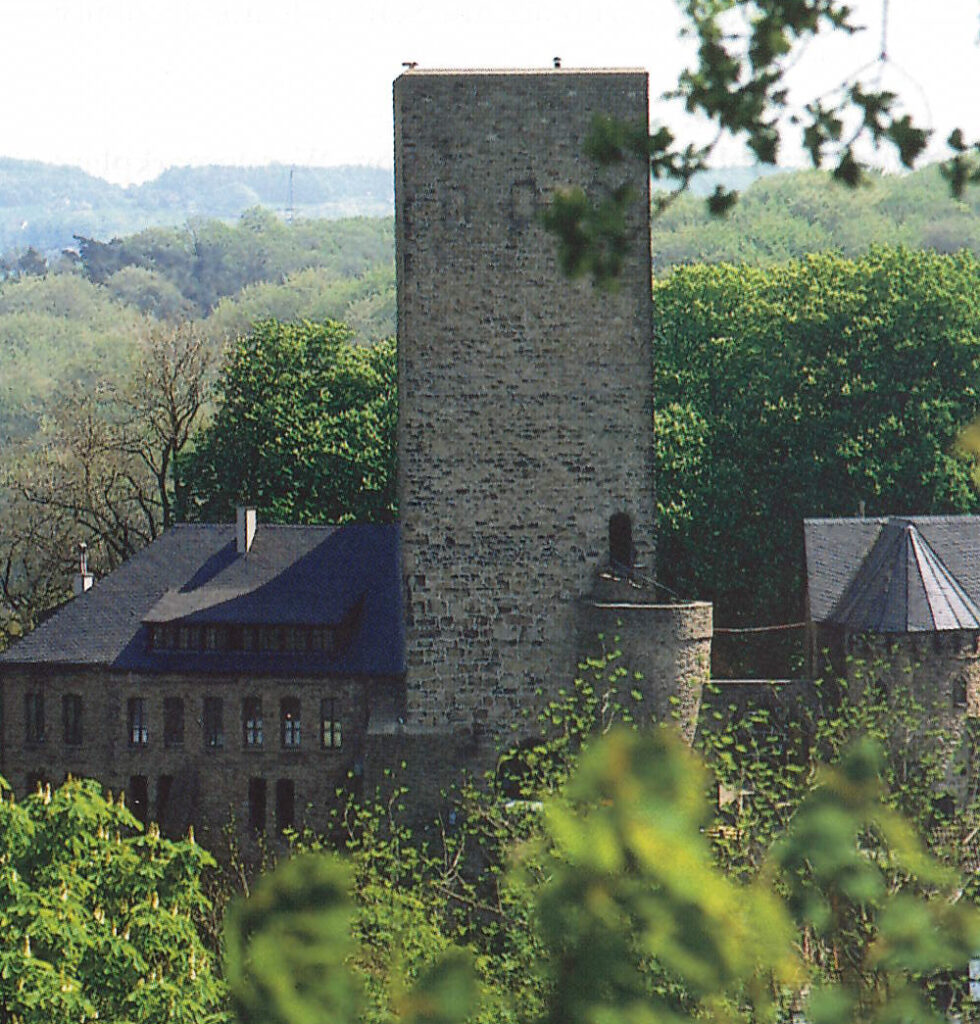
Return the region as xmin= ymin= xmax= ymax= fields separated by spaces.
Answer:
xmin=954 ymin=677 xmax=969 ymax=709
xmin=243 ymin=697 xmax=263 ymax=747
xmin=25 ymin=692 xmax=45 ymax=744
xmin=129 ymin=775 xmax=149 ymax=824
xmin=163 ymin=697 xmax=184 ymax=747
xmin=280 ymin=697 xmax=301 ymax=748
xmin=248 ymin=777 xmax=267 ymax=831
xmin=203 ymin=697 xmax=224 ymax=748
xmin=275 ymin=778 xmax=295 ymax=832
xmin=62 ymin=694 xmax=82 ymax=746
xmin=320 ymin=698 xmax=342 ymax=749
xmin=127 ymin=697 xmax=148 ymax=746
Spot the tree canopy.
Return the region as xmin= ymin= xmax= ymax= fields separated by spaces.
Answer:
xmin=183 ymin=320 xmax=396 ymax=525
xmin=653 ymin=246 xmax=980 ymax=667
xmin=0 ymin=776 xmax=224 ymax=1024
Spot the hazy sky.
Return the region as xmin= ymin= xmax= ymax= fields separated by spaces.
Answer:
xmin=3 ymin=0 xmax=978 ymax=184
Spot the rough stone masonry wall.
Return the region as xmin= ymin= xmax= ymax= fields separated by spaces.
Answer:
xmin=816 ymin=627 xmax=980 ymax=802
xmin=0 ymin=665 xmax=377 ymax=849
xmin=395 ymin=69 xmax=656 ymax=734
xmin=578 ymin=599 xmax=712 ymax=742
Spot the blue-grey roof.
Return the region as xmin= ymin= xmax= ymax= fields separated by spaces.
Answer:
xmin=0 ymin=523 xmax=404 ymax=676
xmin=805 ymin=516 xmax=980 ymax=633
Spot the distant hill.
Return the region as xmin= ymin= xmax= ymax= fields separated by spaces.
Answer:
xmin=0 ymin=159 xmax=394 ymax=255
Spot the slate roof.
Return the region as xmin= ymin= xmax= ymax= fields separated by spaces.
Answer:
xmin=804 ymin=516 xmax=980 ymax=633
xmin=0 ymin=523 xmax=404 ymax=676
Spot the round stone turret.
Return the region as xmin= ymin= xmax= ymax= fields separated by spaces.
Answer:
xmin=578 ymin=568 xmax=712 ymax=743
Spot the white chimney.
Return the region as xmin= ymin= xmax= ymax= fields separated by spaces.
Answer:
xmin=73 ymin=542 xmax=94 ymax=596
xmin=236 ymin=507 xmax=257 ymax=554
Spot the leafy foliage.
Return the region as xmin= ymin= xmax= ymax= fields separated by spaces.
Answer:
xmin=183 ymin=320 xmax=395 ymax=524
xmin=653 ymin=247 xmax=980 ymax=660
xmin=225 ymin=682 xmax=980 ymax=1024
xmin=0 ymin=776 xmax=224 ymax=1024
xmin=546 ymin=2 xmax=976 ymax=283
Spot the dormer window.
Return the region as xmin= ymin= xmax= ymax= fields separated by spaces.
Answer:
xmin=148 ymin=622 xmax=345 ymax=655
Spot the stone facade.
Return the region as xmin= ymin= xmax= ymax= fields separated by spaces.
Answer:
xmin=578 ymin=577 xmax=712 ymax=742
xmin=0 ymin=664 xmax=392 ymax=849
xmin=814 ymin=625 xmax=980 ymax=720
xmin=395 ymin=69 xmax=666 ymax=736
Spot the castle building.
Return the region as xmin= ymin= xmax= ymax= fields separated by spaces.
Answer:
xmin=0 ymin=512 xmax=402 ymax=845
xmin=804 ymin=515 xmax=980 ymax=716
xmin=0 ymin=67 xmax=712 ymax=837
xmin=388 ymin=68 xmax=710 ymax=775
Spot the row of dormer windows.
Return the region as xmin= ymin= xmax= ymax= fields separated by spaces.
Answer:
xmin=148 ymin=624 xmax=340 ymax=655
xmin=22 ymin=693 xmax=342 ymax=751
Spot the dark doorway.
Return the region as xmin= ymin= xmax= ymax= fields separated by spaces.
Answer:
xmin=249 ymin=778 xmax=267 ymax=832
xmin=129 ymin=775 xmax=149 ymax=824
xmin=609 ymin=512 xmax=633 ymax=568
xmin=275 ymin=778 xmax=295 ymax=832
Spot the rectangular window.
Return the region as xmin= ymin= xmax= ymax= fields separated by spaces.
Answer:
xmin=204 ymin=625 xmax=218 ymax=651
xmin=310 ymin=627 xmax=335 ymax=655
xmin=280 ymin=697 xmax=301 ymax=748
xmin=127 ymin=698 xmax=147 ymax=746
xmin=129 ymin=775 xmax=149 ymax=824
xmin=25 ymin=692 xmax=45 ymax=744
xmin=260 ymin=626 xmax=283 ymax=652
xmin=320 ymin=698 xmax=342 ymax=749
xmin=243 ymin=697 xmax=263 ymax=747
xmin=62 ymin=694 xmax=83 ymax=746
xmin=284 ymin=627 xmax=306 ymax=653
xmin=163 ymin=697 xmax=184 ymax=747
xmin=203 ymin=697 xmax=224 ymax=748
xmin=275 ymin=778 xmax=295 ymax=832
xmin=248 ymin=777 xmax=267 ymax=831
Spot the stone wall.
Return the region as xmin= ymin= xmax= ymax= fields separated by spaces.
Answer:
xmin=0 ymin=665 xmax=393 ymax=849
xmin=578 ymin=580 xmax=712 ymax=742
xmin=395 ymin=69 xmax=656 ymax=733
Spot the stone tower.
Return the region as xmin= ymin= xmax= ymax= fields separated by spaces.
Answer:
xmin=393 ymin=68 xmax=709 ymax=750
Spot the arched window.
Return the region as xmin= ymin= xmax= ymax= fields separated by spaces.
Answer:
xmin=609 ymin=512 xmax=633 ymax=569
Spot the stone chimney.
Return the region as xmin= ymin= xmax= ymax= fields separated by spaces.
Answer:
xmin=73 ymin=542 xmax=94 ymax=596
xmin=236 ymin=506 xmax=257 ymax=554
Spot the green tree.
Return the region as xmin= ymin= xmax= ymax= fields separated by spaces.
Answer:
xmin=224 ymin=725 xmax=980 ymax=1024
xmin=0 ymin=775 xmax=225 ymax=1024
xmin=183 ymin=320 xmax=395 ymax=524
xmin=652 ymin=247 xmax=980 ymax=658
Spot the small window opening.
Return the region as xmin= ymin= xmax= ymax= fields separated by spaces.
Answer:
xmin=62 ymin=694 xmax=83 ymax=746
xmin=129 ymin=775 xmax=149 ymax=824
xmin=609 ymin=512 xmax=633 ymax=569
xmin=25 ymin=692 xmax=45 ymax=744
xmin=249 ymin=777 xmax=267 ymax=831
xmin=203 ymin=697 xmax=224 ymax=748
xmin=243 ymin=697 xmax=263 ymax=747
xmin=320 ymin=698 xmax=342 ymax=749
xmin=281 ymin=698 xmax=301 ymax=748
xmin=164 ymin=697 xmax=184 ymax=747
xmin=275 ymin=778 xmax=295 ymax=832
xmin=954 ymin=677 xmax=969 ymax=709
xmin=128 ymin=698 xmax=148 ymax=746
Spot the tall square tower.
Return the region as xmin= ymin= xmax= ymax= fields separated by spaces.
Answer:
xmin=395 ymin=69 xmax=656 ymax=734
